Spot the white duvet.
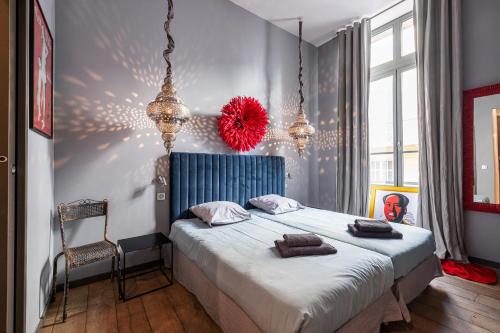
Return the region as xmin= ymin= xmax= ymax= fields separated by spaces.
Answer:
xmin=170 ymin=215 xmax=394 ymax=333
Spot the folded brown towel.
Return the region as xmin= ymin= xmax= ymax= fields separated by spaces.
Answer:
xmin=283 ymin=233 xmax=323 ymax=247
xmin=354 ymin=219 xmax=393 ymax=233
xmin=347 ymin=224 xmax=403 ymax=239
xmin=274 ymin=240 xmax=337 ymax=258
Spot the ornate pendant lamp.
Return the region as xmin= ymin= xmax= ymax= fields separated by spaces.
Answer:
xmin=147 ymin=0 xmax=190 ymax=155
xmin=288 ymin=19 xmax=315 ymax=156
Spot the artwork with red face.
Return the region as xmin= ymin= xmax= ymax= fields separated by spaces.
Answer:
xmin=30 ymin=0 xmax=53 ymax=138
xmin=383 ymin=193 xmax=409 ymax=223
xmin=370 ymin=186 xmax=419 ymax=225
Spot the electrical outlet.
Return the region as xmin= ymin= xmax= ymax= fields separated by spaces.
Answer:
xmin=157 ymin=192 xmax=166 ymax=201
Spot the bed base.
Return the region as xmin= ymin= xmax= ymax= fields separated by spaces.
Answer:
xmin=395 ymin=254 xmax=442 ymax=304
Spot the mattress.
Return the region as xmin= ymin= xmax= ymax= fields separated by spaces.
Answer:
xmin=169 ymin=215 xmax=394 ymax=333
xmin=251 ymin=208 xmax=436 ymax=279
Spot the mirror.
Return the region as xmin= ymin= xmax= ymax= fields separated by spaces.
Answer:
xmin=463 ymin=83 xmax=500 ymax=213
xmin=473 ymin=96 xmax=500 ymax=204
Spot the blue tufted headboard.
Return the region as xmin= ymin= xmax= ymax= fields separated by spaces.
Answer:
xmin=169 ymin=152 xmax=285 ymax=223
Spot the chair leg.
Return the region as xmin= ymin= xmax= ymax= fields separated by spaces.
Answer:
xmin=111 ymin=256 xmax=115 ymax=281
xmin=116 ymin=252 xmax=122 ymax=299
xmin=62 ymin=263 xmax=69 ymax=322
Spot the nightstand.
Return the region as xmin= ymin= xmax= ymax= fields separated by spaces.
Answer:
xmin=117 ymin=232 xmax=173 ymax=300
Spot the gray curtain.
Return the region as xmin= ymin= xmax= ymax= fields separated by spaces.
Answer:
xmin=414 ymin=0 xmax=467 ymax=261
xmin=336 ymin=19 xmax=371 ymax=216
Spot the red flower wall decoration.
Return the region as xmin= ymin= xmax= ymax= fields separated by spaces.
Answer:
xmin=218 ymin=96 xmax=269 ymax=151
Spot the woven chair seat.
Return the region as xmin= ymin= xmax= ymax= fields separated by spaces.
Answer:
xmin=66 ymin=240 xmax=116 ymax=269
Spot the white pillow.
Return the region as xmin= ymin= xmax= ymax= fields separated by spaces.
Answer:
xmin=249 ymin=194 xmax=304 ymax=215
xmin=190 ymin=201 xmax=251 ymax=226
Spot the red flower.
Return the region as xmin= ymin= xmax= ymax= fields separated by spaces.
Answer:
xmin=218 ymin=96 xmax=269 ymax=151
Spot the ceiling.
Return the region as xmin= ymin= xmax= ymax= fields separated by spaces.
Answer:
xmin=228 ymin=0 xmax=400 ymax=46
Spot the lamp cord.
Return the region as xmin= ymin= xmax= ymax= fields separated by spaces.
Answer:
xmin=163 ymin=0 xmax=175 ymax=83
xmin=298 ymin=20 xmax=304 ymax=114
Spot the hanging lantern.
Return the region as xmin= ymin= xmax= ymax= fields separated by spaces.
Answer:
xmin=147 ymin=0 xmax=190 ymax=155
xmin=288 ymin=19 xmax=315 ymax=156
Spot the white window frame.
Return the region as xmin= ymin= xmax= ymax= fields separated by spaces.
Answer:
xmin=370 ymin=12 xmax=417 ymax=186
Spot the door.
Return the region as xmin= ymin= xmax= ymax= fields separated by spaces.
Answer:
xmin=0 ymin=0 xmax=16 ymax=331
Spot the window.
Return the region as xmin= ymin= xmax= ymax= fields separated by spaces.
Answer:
xmin=369 ymin=13 xmax=418 ymax=186
xmin=371 ymin=27 xmax=393 ymax=67
xmin=401 ymin=17 xmax=415 ymax=56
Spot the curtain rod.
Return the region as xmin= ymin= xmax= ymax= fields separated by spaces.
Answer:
xmin=335 ymin=0 xmax=408 ymax=33
xmin=369 ymin=0 xmax=408 ymax=20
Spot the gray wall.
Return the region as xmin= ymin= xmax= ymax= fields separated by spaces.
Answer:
xmin=317 ymin=37 xmax=339 ymax=210
xmin=26 ymin=0 xmax=55 ymax=332
xmin=53 ymin=0 xmax=318 ymax=280
xmin=463 ymin=0 xmax=500 ymax=263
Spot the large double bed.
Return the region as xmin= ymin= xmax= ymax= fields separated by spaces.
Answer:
xmin=168 ymin=153 xmax=442 ymax=333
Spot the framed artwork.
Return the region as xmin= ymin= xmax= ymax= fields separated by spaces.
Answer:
xmin=30 ymin=0 xmax=53 ymax=138
xmin=369 ymin=185 xmax=419 ymax=225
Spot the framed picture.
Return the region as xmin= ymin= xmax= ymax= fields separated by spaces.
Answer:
xmin=369 ymin=185 xmax=419 ymax=225
xmin=30 ymin=0 xmax=53 ymax=138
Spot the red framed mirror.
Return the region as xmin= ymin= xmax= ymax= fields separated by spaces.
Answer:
xmin=463 ymin=83 xmax=500 ymax=213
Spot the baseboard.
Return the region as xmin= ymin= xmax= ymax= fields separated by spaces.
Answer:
xmin=469 ymin=256 xmax=500 ymax=269
xmin=54 ymin=259 xmax=163 ymax=292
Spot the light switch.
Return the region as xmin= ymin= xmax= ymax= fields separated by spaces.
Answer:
xmin=157 ymin=192 xmax=166 ymax=201
xmin=481 ymin=164 xmax=488 ymax=170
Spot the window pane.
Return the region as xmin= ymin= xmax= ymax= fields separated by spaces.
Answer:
xmin=403 ymin=152 xmax=419 ymax=185
xmin=401 ymin=68 xmax=418 ymax=151
xmin=369 ymin=75 xmax=394 ymax=154
xmin=371 ymin=28 xmax=393 ymax=67
xmin=370 ymin=154 xmax=394 ymax=185
xmin=401 ymin=18 xmax=415 ymax=56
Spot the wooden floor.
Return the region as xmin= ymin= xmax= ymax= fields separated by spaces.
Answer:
xmin=39 ymin=268 xmax=500 ymax=333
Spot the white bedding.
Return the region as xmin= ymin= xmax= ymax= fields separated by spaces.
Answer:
xmin=251 ymin=208 xmax=436 ymax=279
xmin=169 ymin=216 xmax=394 ymax=333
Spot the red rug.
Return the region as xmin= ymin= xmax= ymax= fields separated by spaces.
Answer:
xmin=441 ymin=260 xmax=497 ymax=284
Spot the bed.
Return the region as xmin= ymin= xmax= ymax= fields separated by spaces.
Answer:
xmin=168 ymin=152 xmax=436 ymax=332
xmin=170 ymin=216 xmax=396 ymax=332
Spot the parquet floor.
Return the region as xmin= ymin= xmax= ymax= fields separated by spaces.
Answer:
xmin=39 ymin=268 xmax=500 ymax=333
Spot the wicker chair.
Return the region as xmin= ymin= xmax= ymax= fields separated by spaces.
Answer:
xmin=52 ymin=199 xmax=119 ymax=321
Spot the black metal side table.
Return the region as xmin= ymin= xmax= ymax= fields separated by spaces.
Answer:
xmin=117 ymin=232 xmax=173 ymax=300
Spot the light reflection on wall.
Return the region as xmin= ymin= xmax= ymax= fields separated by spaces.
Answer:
xmin=316 ymin=36 xmax=340 ymax=209
xmin=54 ymin=0 xmax=208 ymax=174
xmin=54 ymin=0 xmax=319 ymax=239
xmin=318 ymin=60 xmax=337 ymax=95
